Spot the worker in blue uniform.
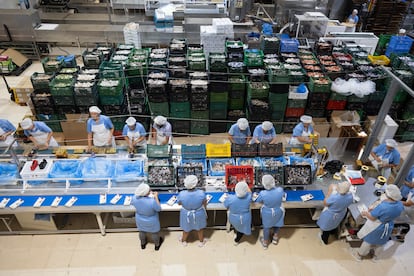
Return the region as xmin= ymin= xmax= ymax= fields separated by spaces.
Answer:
xmin=87 ymin=106 xmax=115 ymax=150
xmin=289 ymin=115 xmax=315 ymax=145
xmin=400 ymin=165 xmax=414 ymax=201
xmin=21 ymin=118 xmax=58 ymax=149
xmin=251 ymin=121 xmax=278 ymax=144
xmin=177 ymin=175 xmax=208 ymax=247
xmin=369 ymin=139 xmax=400 ymax=179
xmin=122 ymin=116 xmax=147 ymax=152
xmin=317 ymin=181 xmax=353 ymax=245
xmin=0 ymin=119 xmax=17 ymax=147
xmin=131 ymin=184 xmax=163 ymax=251
xmin=352 ymin=184 xmax=404 ymax=261
xmin=347 ymin=9 xmax=359 ymax=32
xmin=228 ymin=118 xmax=251 ymax=144
xmin=256 ymin=175 xmax=285 ymax=249
xmin=224 ymin=181 xmax=252 ymax=245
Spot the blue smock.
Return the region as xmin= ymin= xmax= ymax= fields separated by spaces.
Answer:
xmin=251 ymin=124 xmax=276 ymax=144
xmin=0 ymin=119 xmax=16 ymax=133
xmin=23 ymin=121 xmax=52 ymax=137
xmin=348 ymin=14 xmax=359 ymax=24
xmin=400 ymin=165 xmax=414 ymax=198
xmin=178 ymin=189 xmax=207 ymax=232
xmin=372 ymin=144 xmax=400 ymax=166
xmin=228 ymin=123 xmax=251 ymax=145
xmin=292 ymin=123 xmax=314 ymax=138
xmin=256 ymin=187 xmax=285 ymax=228
xmin=86 ymin=115 xmax=114 ymax=133
xmin=131 ymin=196 xmax=161 ymax=233
xmin=317 ymin=192 xmax=353 ymax=231
xmin=224 ymin=193 xmax=252 ymax=235
xmin=363 ymin=201 xmax=404 ymax=245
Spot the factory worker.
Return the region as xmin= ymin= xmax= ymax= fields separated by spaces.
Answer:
xmin=131 ymin=184 xmax=163 ymax=251
xmin=289 ymin=115 xmax=315 ymax=145
xmin=352 ymin=184 xmax=404 ymax=261
xmin=401 ymin=165 xmax=414 ymax=202
xmin=251 ymin=121 xmax=278 ymax=144
xmin=369 ymin=139 xmax=400 ymax=179
xmin=347 ymin=9 xmax=359 ymax=32
xmin=228 ymin=118 xmax=251 ymax=145
xmin=0 ymin=119 xmax=17 ymax=148
xmin=87 ymin=106 xmax=115 ymax=150
xmin=151 ymin=116 xmax=173 ymax=145
xmin=20 ymin=118 xmax=58 ymax=149
xmin=256 ymin=175 xmax=285 ymax=249
xmin=123 ymin=116 xmax=147 ymax=152
xmin=177 ymin=175 xmax=208 ymax=247
xmin=317 ymin=182 xmax=353 ymax=245
xmin=224 ymin=181 xmax=252 ymax=245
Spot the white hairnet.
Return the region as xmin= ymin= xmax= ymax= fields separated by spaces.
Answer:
xmin=385 ymin=184 xmax=402 ymax=201
xmin=353 ymin=9 xmax=358 ymax=14
xmin=125 ymin=116 xmax=136 ymax=126
xmin=20 ymin=118 xmax=33 ymax=130
xmin=154 ymin=116 xmax=167 ymax=126
xmin=300 ymin=115 xmax=312 ymax=124
xmin=237 ymin=118 xmax=249 ymax=131
xmin=184 ymin=175 xmax=198 ymax=189
xmin=135 ymin=184 xmax=150 ymax=196
xmin=337 ymin=181 xmax=351 ymax=195
xmin=262 ymin=121 xmax=273 ymax=131
xmin=89 ymin=106 xmax=101 ymax=114
xmin=385 ymin=139 xmax=398 ymax=148
xmin=262 ymin=175 xmax=275 ymax=190
xmin=235 ymin=181 xmax=249 ymax=198
xmin=399 ymin=29 xmax=406 ymax=34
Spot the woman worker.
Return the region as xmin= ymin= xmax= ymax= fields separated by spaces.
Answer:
xmin=317 ymin=182 xmax=353 ymax=245
xmin=289 ymin=115 xmax=315 ymax=145
xmin=352 ymin=184 xmax=404 ymax=261
xmin=123 ymin=116 xmax=147 ymax=152
xmin=228 ymin=118 xmax=251 ymax=144
xmin=400 ymin=165 xmax=414 ymax=201
xmin=87 ymin=106 xmax=115 ymax=150
xmin=251 ymin=121 xmax=278 ymax=144
xmin=347 ymin=9 xmax=359 ymax=32
xmin=177 ymin=175 xmax=208 ymax=247
xmin=151 ymin=115 xmax=173 ymax=145
xmin=0 ymin=119 xmax=17 ymax=147
xmin=131 ymin=184 xmax=163 ymax=251
xmin=369 ymin=138 xmax=400 ymax=179
xmin=256 ymin=175 xmax=285 ymax=249
xmin=224 ymin=181 xmax=252 ymax=245
xmin=20 ymin=118 xmax=58 ymax=149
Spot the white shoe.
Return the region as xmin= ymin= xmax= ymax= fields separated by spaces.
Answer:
xmin=198 ymin=239 xmax=207 ymax=247
xmin=317 ymin=232 xmax=325 ymax=245
xmin=350 ymin=249 xmax=362 ymax=262
xmin=272 ymin=234 xmax=279 ymax=245
xmin=178 ymin=236 xmax=187 ymax=247
xmin=259 ymin=237 xmax=268 ymax=250
xmin=233 ymin=234 xmax=239 ymax=246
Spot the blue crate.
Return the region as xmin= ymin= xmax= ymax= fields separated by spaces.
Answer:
xmin=113 ymin=160 xmax=145 ymax=182
xmin=260 ymin=157 xmax=289 ymax=167
xmin=236 ymin=157 xmax=262 ymax=167
xmin=181 ymin=158 xmax=208 ymax=174
xmin=49 ymin=160 xmax=83 ymax=184
xmin=0 ymin=163 xmax=18 ymax=184
xmin=181 ymin=144 xmax=206 ymax=159
xmin=386 ymin=36 xmax=414 ymax=57
xmin=208 ymin=158 xmax=235 ymax=176
xmin=280 ymin=39 xmax=299 ymax=53
xmin=288 ymin=156 xmax=315 ymax=172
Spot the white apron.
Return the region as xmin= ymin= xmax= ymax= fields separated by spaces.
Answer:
xmin=369 ymin=155 xmax=391 ymax=179
xmin=127 ymin=129 xmax=146 ymax=147
xmin=357 ymin=219 xmax=382 ymax=239
xmin=92 ymin=123 xmax=115 ymax=147
xmin=156 ymin=130 xmax=172 ymax=145
xmin=31 ymin=128 xmax=58 ymax=147
xmin=0 ymin=128 xmax=16 ymax=147
xmin=289 ymin=129 xmax=312 ymax=145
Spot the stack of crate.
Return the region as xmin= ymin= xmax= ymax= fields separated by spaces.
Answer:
xmin=284 ymin=85 xmax=308 ymax=133
xmin=126 ymin=48 xmax=148 ymax=89
xmin=169 ymin=79 xmax=190 ymax=135
xmin=267 ymin=63 xmax=289 ymax=133
xmin=147 ymin=71 xmax=169 ymax=117
xmin=128 ymin=87 xmax=148 ymax=130
xmin=306 ymin=76 xmax=331 ymax=118
xmin=209 ymin=52 xmax=228 ymax=133
xmin=246 ymin=79 xmax=270 ymax=126
xmin=228 ymin=74 xmax=246 ymax=112
xmin=188 ymin=44 xmax=206 ymax=72
xmin=397 ymin=97 xmax=414 ymax=142
xmin=30 ymin=72 xmax=56 ymax=115
xmin=74 ymin=69 xmax=99 ymax=113
xmin=49 ymin=67 xmax=78 ymax=115
xmin=190 ymin=76 xmax=209 ymax=135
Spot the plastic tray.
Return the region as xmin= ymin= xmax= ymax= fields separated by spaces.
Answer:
xmin=206 ymin=143 xmax=231 ymax=158
xmin=176 ymin=166 xmax=204 ymax=189
xmin=255 ymin=166 xmax=284 ymax=187
xmin=283 ymin=165 xmax=312 ymax=186
xmin=225 ymin=165 xmax=254 ymax=190
xmin=147 ymin=144 xmax=172 ymax=158
xmin=231 ymin=143 xmax=258 ymax=157
xmin=259 ymin=143 xmax=283 ymax=157
xmin=181 ymin=144 xmax=206 ymax=159
xmin=147 ymin=165 xmax=175 ymax=186
xmin=208 ymin=158 xmax=235 ymax=176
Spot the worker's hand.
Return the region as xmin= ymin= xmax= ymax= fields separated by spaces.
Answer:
xmin=0 ymin=135 xmax=5 ymax=141
xmin=152 ymin=191 xmax=158 ymax=197
xmin=375 ymin=157 xmax=381 ymax=162
xmin=107 ymin=137 xmax=112 ymax=146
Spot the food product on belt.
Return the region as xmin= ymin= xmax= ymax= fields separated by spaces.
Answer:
xmin=39 ymin=159 xmax=48 ymax=170
xmin=31 ymin=160 xmax=39 ymax=171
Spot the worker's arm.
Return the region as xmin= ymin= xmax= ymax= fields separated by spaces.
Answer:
xmin=269 ymin=136 xmax=278 ymax=144
xmin=361 ymin=210 xmax=377 ymax=221
xmin=228 ymin=133 xmax=235 ymax=143
xmin=107 ymin=128 xmax=114 ymax=145
xmin=0 ymin=131 xmax=13 ymax=141
xmin=28 ymin=136 xmax=39 ymax=148
xmin=246 ymin=136 xmax=251 ymax=144
xmin=404 ymin=179 xmax=414 ymax=188
xmin=403 ymin=199 xmax=414 ymax=207
xmin=45 ymin=131 xmax=54 ymax=147
xmin=370 ymin=151 xmax=381 ymax=162
xmin=87 ymin=133 xmax=93 ymax=150
xmin=323 ymin=184 xmax=334 ymax=206
xmin=297 ymin=136 xmax=312 ymax=143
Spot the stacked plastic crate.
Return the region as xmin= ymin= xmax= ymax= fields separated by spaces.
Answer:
xmin=74 ymin=68 xmax=99 ymax=114
xmin=200 ymin=18 xmax=234 ymax=57
xmin=147 ymin=48 xmax=169 ymax=118
xmin=177 ymin=144 xmax=207 ymax=189
xmin=123 ymin=22 xmax=142 ymax=49
xmin=208 ymin=52 xmax=228 ymax=133
xmin=284 ymin=85 xmax=308 ymax=133
xmin=49 ymin=67 xmax=78 ymax=115
xmin=306 ymin=76 xmax=331 ymax=118
xmin=126 ymin=48 xmax=148 ymax=89
xmin=190 ymin=72 xmax=209 ymax=135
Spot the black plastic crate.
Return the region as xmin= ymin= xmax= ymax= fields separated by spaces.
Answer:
xmin=169 ymin=92 xmax=189 ymax=102
xmin=147 ymin=165 xmax=175 ymax=187
xmin=31 ymin=90 xmax=54 ymax=107
xmin=270 ymin=83 xmax=289 ymax=93
xmin=283 ymin=117 xmax=299 ymax=133
xmin=284 ymin=165 xmax=312 ymax=186
xmin=231 ymin=143 xmax=258 ymax=157
xmin=129 ymin=103 xmax=147 ymax=114
xmin=346 ymin=102 xmax=365 ymax=110
xmin=34 ymin=106 xmax=56 ymax=115
xmin=129 ymin=88 xmax=146 ymax=98
xmin=176 ymin=166 xmax=204 ymax=189
xmin=255 ymin=166 xmax=284 ymax=188
xmin=148 ymin=93 xmax=168 ymax=103
xmin=209 ymin=72 xmax=228 ymax=92
xmin=209 ymin=122 xmax=228 ymax=133
xmin=169 ymin=67 xmax=187 ymax=79
xmin=56 ymin=105 xmax=78 ymax=114
xmin=101 ymin=103 xmax=127 ymax=115
xmin=305 ymin=108 xmax=326 ymax=118
xmin=227 ymin=52 xmax=244 ymax=62
xmin=170 ymin=119 xmax=190 ymax=135
xmin=259 ymin=143 xmax=283 ymax=157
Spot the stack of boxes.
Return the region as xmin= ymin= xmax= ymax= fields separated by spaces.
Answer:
xmin=123 ymin=22 xmax=142 ymax=49
xmin=200 ymin=18 xmax=234 ymax=57
xmin=190 ymin=72 xmax=209 ymax=135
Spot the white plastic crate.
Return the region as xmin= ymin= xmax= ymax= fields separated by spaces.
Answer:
xmin=20 ymin=159 xmax=53 ymax=179
xmin=288 ymin=85 xmax=309 ymax=100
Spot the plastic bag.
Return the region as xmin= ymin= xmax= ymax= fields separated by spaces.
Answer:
xmin=0 ymin=163 xmax=18 ymax=182
xmin=81 ymin=158 xmax=114 ymax=179
xmin=331 ymin=78 xmax=376 ymax=97
xmin=114 ymin=160 xmax=144 ymax=182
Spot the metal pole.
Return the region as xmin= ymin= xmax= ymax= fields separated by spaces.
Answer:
xmin=106 ymin=0 xmax=112 ymax=25
xmin=395 ymin=145 xmax=414 ymax=186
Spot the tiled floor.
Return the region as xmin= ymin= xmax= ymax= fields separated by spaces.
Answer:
xmin=0 ymin=227 xmax=414 ymax=275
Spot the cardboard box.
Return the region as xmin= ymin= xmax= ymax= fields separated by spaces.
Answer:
xmin=60 ymin=114 xmax=89 ymax=146
xmin=12 ymin=76 xmax=33 ymax=104
xmin=313 ymin=118 xmax=330 ymax=137
xmin=329 ymin=110 xmax=360 ymax=137
xmin=365 ymin=115 xmax=398 ymax=144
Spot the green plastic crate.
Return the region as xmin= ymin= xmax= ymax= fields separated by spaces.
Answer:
xmin=31 ymin=72 xmax=55 ymax=90
xmin=42 ymin=57 xmax=63 ymax=74
xmin=330 ymin=92 xmax=347 ymax=101
xmin=247 ymin=81 xmax=269 ymax=99
xmin=170 ymin=102 xmax=191 ymax=113
xmin=228 ymin=98 xmax=244 ymax=110
xmin=99 ymin=94 xmax=124 ymax=105
xmin=98 ymin=78 xmax=124 ymax=96
xmin=267 ymin=67 xmax=289 ymax=83
xmin=308 ymin=77 xmax=331 ymax=93
xmin=75 ymin=94 xmax=99 ymax=106
xmin=49 ymin=78 xmax=74 ymax=96
xmin=148 ymin=102 xmax=169 ymax=117
xmin=210 ymin=92 xmax=229 ymax=103
xmin=52 ymin=95 xmax=75 ymax=106
xmin=244 ymin=49 xmax=264 ymax=67
xmin=191 ymin=110 xmax=209 ymax=119
xmin=394 ymin=89 xmax=408 ymax=103
xmin=268 ymin=93 xmax=288 ymax=103
xmin=99 ymin=61 xmax=124 ymax=79
xmin=229 ymin=75 xmax=246 ymax=91
xmin=347 ymin=95 xmax=369 ymax=103
xmin=191 ymin=121 xmax=209 ymax=135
